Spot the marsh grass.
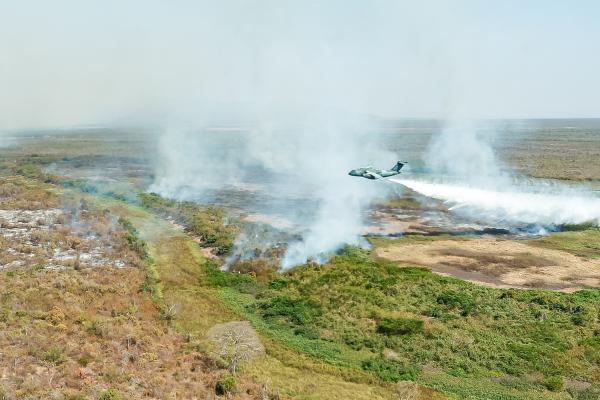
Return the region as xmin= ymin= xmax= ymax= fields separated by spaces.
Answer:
xmin=213 ymin=245 xmax=600 ymax=398
xmin=529 ymin=229 xmax=600 ymax=259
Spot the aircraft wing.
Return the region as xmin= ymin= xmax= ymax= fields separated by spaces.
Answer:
xmin=364 ymin=171 xmax=382 ymax=179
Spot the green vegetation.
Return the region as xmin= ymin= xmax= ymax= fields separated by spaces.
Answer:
xmin=559 ymin=222 xmax=599 ymax=232
xmin=6 ymin=148 xmax=599 ymax=398
xmin=210 ymin=245 xmax=600 ymax=399
xmin=117 ymin=216 xmax=161 ymax=301
xmin=118 ymin=217 xmax=150 ymax=260
xmin=203 ymin=260 xmax=257 ymax=292
xmin=530 ymin=228 xmax=600 ymax=258
xmin=115 ymin=199 xmax=399 ymax=399
xmin=139 ymin=192 xmax=238 ymax=255
xmin=362 ymin=357 xmax=418 ymax=382
xmin=377 ymin=316 xmax=424 ymax=336
xmin=43 ymin=346 xmax=65 ymax=365
xmin=543 ymin=376 xmax=564 ymax=392
xmin=97 ymin=389 xmax=122 ymax=400
xmin=377 ymin=196 xmax=424 ymax=210
xmin=215 ymin=373 xmax=237 ymax=395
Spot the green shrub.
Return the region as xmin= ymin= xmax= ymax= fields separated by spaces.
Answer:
xmin=342 ymin=329 xmax=367 ymax=350
xmin=437 ymin=290 xmax=476 ymax=316
xmin=78 ymin=355 xmax=92 ymax=367
xmin=86 ymin=319 xmax=104 ymax=337
xmin=98 ymin=389 xmax=122 ymax=400
xmin=293 ymin=324 xmax=320 ymax=339
xmin=139 ymin=192 xmax=238 ymax=255
xmin=361 ymin=357 xmax=418 ymax=382
xmin=268 ymin=276 xmax=290 ymax=290
xmin=572 ymin=314 xmax=586 ymax=326
xmin=204 ymin=262 xmax=256 ymax=290
xmin=215 ymin=373 xmax=236 ymax=395
xmin=560 ymin=222 xmax=598 ymax=232
xmin=423 ymin=306 xmax=454 ymax=322
xmin=397 ymin=266 xmax=431 ymax=279
xmin=118 ymin=217 xmax=149 ymax=260
xmin=260 ymin=295 xmax=321 ymax=326
xmin=186 ymin=206 xmax=237 ymax=255
xmin=138 ymin=192 xmax=177 ymax=210
xmin=579 ymin=335 xmax=600 ymax=348
xmin=377 ymin=317 xmax=423 ymax=336
xmin=43 ymin=346 xmax=65 ymax=365
xmin=543 ymin=376 xmax=563 ymax=392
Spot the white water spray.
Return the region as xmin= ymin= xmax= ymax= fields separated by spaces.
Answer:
xmin=391 ymin=178 xmax=600 ymax=226
xmin=397 ymin=120 xmax=600 ymax=228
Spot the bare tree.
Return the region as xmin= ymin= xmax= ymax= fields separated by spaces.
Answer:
xmin=207 ymin=321 xmax=264 ymax=375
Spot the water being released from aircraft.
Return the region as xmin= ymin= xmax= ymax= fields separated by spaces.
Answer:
xmin=391 ymin=178 xmax=600 ymax=227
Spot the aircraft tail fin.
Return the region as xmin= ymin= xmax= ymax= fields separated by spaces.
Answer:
xmin=391 ymin=161 xmax=406 ymax=172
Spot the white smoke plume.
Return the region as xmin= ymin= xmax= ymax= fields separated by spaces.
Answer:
xmin=151 ymin=112 xmax=395 ymax=269
xmin=425 ymin=120 xmax=509 ymax=186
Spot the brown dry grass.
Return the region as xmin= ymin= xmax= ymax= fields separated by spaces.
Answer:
xmin=435 ymin=248 xmax=556 ymax=276
xmin=0 ymin=177 xmax=60 ymax=209
xmin=0 ymin=177 xmax=266 ymax=399
xmin=374 ymin=237 xmax=600 ymax=291
xmin=0 ymin=266 xmax=223 ymax=399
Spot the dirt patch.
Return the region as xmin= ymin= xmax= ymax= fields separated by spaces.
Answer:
xmin=374 ymin=237 xmax=600 ymax=291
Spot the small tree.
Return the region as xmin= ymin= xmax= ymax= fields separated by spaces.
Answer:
xmin=208 ymin=321 xmax=264 ymax=375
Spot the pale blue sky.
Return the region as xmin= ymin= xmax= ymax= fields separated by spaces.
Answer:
xmin=1 ymin=0 xmax=599 ymax=129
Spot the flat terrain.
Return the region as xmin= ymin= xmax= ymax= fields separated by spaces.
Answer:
xmin=374 ymin=235 xmax=600 ymax=291
xmin=0 ymin=123 xmax=599 ymax=399
xmin=381 ymin=119 xmax=600 ymax=182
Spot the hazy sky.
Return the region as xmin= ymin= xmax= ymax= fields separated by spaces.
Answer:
xmin=1 ymin=0 xmax=599 ymax=129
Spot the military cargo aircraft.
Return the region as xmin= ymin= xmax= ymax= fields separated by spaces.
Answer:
xmin=348 ymin=161 xmax=406 ymax=180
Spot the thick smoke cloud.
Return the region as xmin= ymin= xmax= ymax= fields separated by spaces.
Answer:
xmin=151 ymin=112 xmax=395 ymax=268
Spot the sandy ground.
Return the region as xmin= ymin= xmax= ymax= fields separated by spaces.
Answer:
xmin=374 ymin=237 xmax=600 ymax=291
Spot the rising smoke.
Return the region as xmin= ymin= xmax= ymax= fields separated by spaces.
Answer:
xmin=151 ymin=112 xmax=394 ymax=269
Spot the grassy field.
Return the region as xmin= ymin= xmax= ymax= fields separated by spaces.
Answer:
xmin=3 ymin=170 xmax=598 ymax=399
xmin=209 ymin=246 xmax=600 ymax=399
xmin=529 ymin=229 xmax=600 ymax=259
xmin=1 ymin=128 xmax=600 ymax=399
xmin=94 ymin=194 xmax=413 ymax=400
xmin=125 ymin=191 xmax=600 ymax=399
